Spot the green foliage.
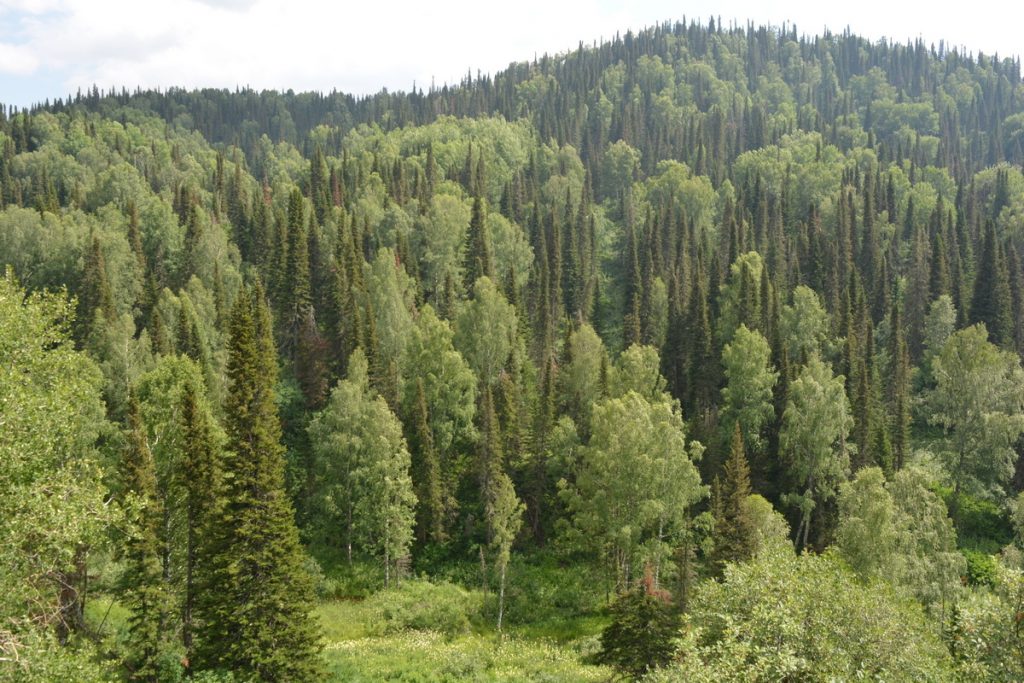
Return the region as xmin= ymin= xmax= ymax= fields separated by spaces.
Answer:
xmin=659 ymin=547 xmax=955 ymax=681
xmin=607 ymin=343 xmax=669 ymax=405
xmin=119 ymin=400 xmax=170 ymax=682
xmin=0 ymin=272 xmax=112 ymax=651
xmin=962 ymin=550 xmax=998 ymax=587
xmin=837 ymin=467 xmax=899 ymax=578
xmin=780 ymin=354 xmax=852 ymax=547
xmin=366 ymin=580 xmax=479 ymax=637
xmin=322 ymin=629 xmax=608 ymax=682
xmin=720 ymin=324 xmax=777 ymax=455
xmin=779 ymin=285 xmax=831 ymax=361
xmin=194 ymin=284 xmax=323 ymax=681
xmin=938 ymin=486 xmax=1014 ymax=552
xmin=561 ymin=390 xmax=705 ymax=589
xmin=454 ymin=276 xmax=518 ymax=387
xmin=948 ymin=563 xmax=1024 ymax=680
xmin=558 ymin=323 xmax=606 ymax=434
xmin=0 ymin=631 xmax=114 ymax=683
xmin=7 ymin=19 xmax=1024 ymax=679
xmin=712 ymin=426 xmax=758 ymax=570
xmin=927 ymin=324 xmax=1024 ymax=505
xmin=593 ymin=587 xmax=680 ymax=678
xmin=308 ymin=348 xmax=416 ymax=583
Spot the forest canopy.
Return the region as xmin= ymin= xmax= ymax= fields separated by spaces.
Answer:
xmin=3 ymin=17 xmax=1024 ymax=682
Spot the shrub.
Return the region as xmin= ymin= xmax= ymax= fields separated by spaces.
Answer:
xmin=366 ymin=580 xmax=479 ymax=637
xmin=962 ymin=550 xmax=998 ymax=587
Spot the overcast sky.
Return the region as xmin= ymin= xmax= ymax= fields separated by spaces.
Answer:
xmin=0 ymin=0 xmax=1021 ymax=109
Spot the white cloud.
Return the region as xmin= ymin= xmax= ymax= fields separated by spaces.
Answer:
xmin=0 ymin=0 xmax=64 ymax=14
xmin=0 ymin=42 xmax=38 ymax=74
xmin=0 ymin=0 xmax=1021 ymax=105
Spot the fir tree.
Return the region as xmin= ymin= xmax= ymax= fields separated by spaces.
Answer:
xmin=78 ymin=234 xmax=116 ymax=338
xmin=411 ymin=377 xmax=445 ymax=545
xmin=194 ymin=283 xmax=322 ymax=681
xmin=594 ymin=570 xmax=680 ymax=679
xmin=887 ymin=304 xmax=911 ymax=471
xmin=712 ymin=424 xmax=756 ymax=571
xmin=464 ymin=195 xmax=494 ymax=288
xmin=970 ymin=220 xmax=1013 ymax=348
xmin=120 ymin=399 xmax=167 ymax=683
xmin=179 ymin=378 xmax=221 ymax=657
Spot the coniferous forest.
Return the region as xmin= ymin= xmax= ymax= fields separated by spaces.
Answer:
xmin=5 ymin=18 xmax=1024 ymax=681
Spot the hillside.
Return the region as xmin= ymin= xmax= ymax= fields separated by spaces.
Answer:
xmin=2 ymin=18 xmax=1024 ymax=681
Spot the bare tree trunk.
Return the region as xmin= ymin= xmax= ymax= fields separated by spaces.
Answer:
xmin=347 ymin=502 xmax=353 ymax=565
xmin=497 ymin=562 xmax=507 ymax=635
xmin=479 ymin=546 xmax=489 ymax=600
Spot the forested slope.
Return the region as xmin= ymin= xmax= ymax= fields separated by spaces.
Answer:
xmin=3 ymin=18 xmax=1024 ymax=681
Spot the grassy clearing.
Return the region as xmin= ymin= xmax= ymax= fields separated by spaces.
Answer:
xmin=83 ymin=553 xmax=611 ymax=681
xmin=316 ymin=581 xmax=610 ymax=682
xmin=322 ymin=626 xmax=609 ymax=682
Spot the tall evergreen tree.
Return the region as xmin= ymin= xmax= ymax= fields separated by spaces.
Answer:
xmin=178 ymin=378 xmax=222 ymax=657
xmin=120 ymin=399 xmax=167 ymax=683
xmin=194 ymin=283 xmax=322 ymax=681
xmin=464 ymin=195 xmax=494 ymax=289
xmin=411 ymin=377 xmax=445 ymax=545
xmin=712 ymin=424 xmax=756 ymax=571
xmin=970 ymin=220 xmax=1014 ymax=347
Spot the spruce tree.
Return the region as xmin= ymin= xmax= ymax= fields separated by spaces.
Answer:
xmin=970 ymin=220 xmax=1014 ymax=347
xmin=78 ymin=234 xmax=116 ymax=339
xmin=120 ymin=399 xmax=167 ymax=683
xmin=282 ymin=188 xmax=312 ymax=349
xmin=888 ymin=304 xmax=911 ymax=471
xmin=712 ymin=424 xmax=756 ymax=571
xmin=411 ymin=377 xmax=445 ymax=544
xmin=595 ymin=571 xmax=680 ymax=678
xmin=179 ymin=379 xmax=221 ymax=657
xmin=194 ymin=283 xmax=322 ymax=681
xmin=464 ymin=195 xmax=494 ymax=289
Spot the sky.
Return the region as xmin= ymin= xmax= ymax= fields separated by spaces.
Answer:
xmin=0 ymin=0 xmax=1021 ymax=109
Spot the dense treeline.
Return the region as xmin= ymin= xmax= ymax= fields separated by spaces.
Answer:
xmin=3 ymin=17 xmax=1024 ymax=681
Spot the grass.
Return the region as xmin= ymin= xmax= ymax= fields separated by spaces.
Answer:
xmin=321 ymin=623 xmax=609 ymax=682
xmin=315 ymin=580 xmax=611 ymax=682
xmin=84 ymin=592 xmax=607 ymax=681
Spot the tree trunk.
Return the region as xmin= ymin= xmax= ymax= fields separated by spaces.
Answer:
xmin=56 ymin=545 xmax=87 ymax=643
xmin=347 ymin=503 xmax=353 ymax=565
xmin=183 ymin=510 xmax=195 ymax=653
xmin=497 ymin=561 xmax=507 ymax=635
xmin=479 ymin=546 xmax=489 ymax=600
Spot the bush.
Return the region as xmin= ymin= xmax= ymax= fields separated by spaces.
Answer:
xmin=654 ymin=547 xmax=955 ymax=681
xmin=498 ymin=556 xmax=606 ymax=626
xmin=308 ymin=546 xmax=383 ymax=599
xmin=938 ymin=487 xmax=1013 ymax=552
xmin=366 ymin=580 xmax=479 ymax=637
xmin=962 ymin=550 xmax=998 ymax=587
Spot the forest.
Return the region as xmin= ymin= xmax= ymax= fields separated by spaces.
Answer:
xmin=3 ymin=17 xmax=1024 ymax=681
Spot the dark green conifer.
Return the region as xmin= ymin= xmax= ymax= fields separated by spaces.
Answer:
xmin=194 ymin=283 xmax=322 ymax=681
xmin=712 ymin=424 xmax=756 ymax=571
xmin=179 ymin=378 xmax=220 ymax=657
xmin=970 ymin=220 xmax=1013 ymax=347
xmin=411 ymin=377 xmax=445 ymax=545
xmin=120 ymin=399 xmax=167 ymax=683
xmin=78 ymin=234 xmax=116 ymax=338
xmin=930 ymin=232 xmax=952 ymax=301
xmin=464 ymin=195 xmax=494 ymax=288
xmin=282 ymin=188 xmax=312 ymax=350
